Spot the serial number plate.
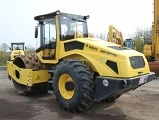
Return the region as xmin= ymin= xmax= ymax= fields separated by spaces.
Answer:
xmin=139 ymin=76 xmax=148 ymax=84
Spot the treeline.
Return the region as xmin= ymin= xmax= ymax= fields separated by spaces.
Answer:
xmin=132 ymin=27 xmax=152 ymax=52
xmin=0 ymin=50 xmax=35 ymax=66
xmin=0 ymin=43 xmax=35 ymax=52
xmin=0 ymin=51 xmax=9 ymax=65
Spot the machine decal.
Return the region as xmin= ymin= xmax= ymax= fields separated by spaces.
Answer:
xmin=100 ymin=58 xmax=105 ymax=63
xmin=68 ymin=14 xmax=77 ymax=19
xmin=85 ymin=44 xmax=98 ymax=51
xmin=100 ymin=50 xmax=116 ymax=57
xmin=36 ymin=75 xmax=41 ymax=80
xmin=139 ymin=76 xmax=148 ymax=84
xmin=103 ymin=79 xmax=109 ymax=87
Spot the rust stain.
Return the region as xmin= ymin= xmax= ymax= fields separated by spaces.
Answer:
xmin=149 ymin=61 xmax=159 ymax=77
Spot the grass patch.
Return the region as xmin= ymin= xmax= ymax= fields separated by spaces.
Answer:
xmin=0 ymin=50 xmax=36 ymax=66
xmin=0 ymin=51 xmax=9 ymax=65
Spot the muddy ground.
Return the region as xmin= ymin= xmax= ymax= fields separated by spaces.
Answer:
xmin=0 ymin=68 xmax=159 ymax=120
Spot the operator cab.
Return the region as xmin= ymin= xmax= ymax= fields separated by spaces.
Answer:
xmin=34 ymin=10 xmax=89 ymax=59
xmin=123 ymin=39 xmax=135 ymax=49
xmin=10 ymin=42 xmax=25 ymax=51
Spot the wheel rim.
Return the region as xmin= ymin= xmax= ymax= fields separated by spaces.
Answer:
xmin=58 ymin=74 xmax=75 ymax=99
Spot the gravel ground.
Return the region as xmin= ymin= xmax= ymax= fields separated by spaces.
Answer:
xmin=0 ymin=69 xmax=159 ymax=120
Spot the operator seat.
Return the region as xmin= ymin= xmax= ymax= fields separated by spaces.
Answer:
xmin=15 ymin=47 xmax=20 ymax=50
xmin=64 ymin=30 xmax=75 ymax=40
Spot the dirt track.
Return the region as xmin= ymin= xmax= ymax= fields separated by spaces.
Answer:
xmin=1 ymin=69 xmax=159 ymax=120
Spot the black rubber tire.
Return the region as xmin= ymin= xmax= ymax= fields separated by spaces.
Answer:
xmin=102 ymin=94 xmax=121 ymax=102
xmin=12 ymin=79 xmax=29 ymax=95
xmin=8 ymin=56 xmax=12 ymax=81
xmin=8 ymin=74 xmax=11 ymax=80
xmin=53 ymin=59 xmax=95 ymax=113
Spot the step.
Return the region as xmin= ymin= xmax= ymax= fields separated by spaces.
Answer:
xmin=48 ymin=80 xmax=53 ymax=84
xmin=48 ymin=90 xmax=54 ymax=94
xmin=48 ymin=70 xmax=55 ymax=73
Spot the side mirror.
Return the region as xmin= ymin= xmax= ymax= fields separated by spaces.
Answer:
xmin=9 ymin=47 xmax=11 ymax=50
xmin=25 ymin=46 xmax=27 ymax=50
xmin=35 ymin=27 xmax=38 ymax=38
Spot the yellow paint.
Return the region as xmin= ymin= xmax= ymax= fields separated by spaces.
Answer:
xmin=7 ymin=11 xmax=152 ymax=89
xmin=11 ymin=50 xmax=25 ymax=61
xmin=7 ymin=61 xmax=51 ymax=86
xmin=58 ymin=74 xmax=74 ymax=99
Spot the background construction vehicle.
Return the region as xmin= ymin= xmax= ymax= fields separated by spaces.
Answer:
xmin=7 ymin=10 xmax=154 ymax=113
xmin=123 ymin=39 xmax=135 ymax=49
xmin=143 ymin=0 xmax=159 ymax=77
xmin=108 ymin=25 xmax=135 ymax=49
xmin=108 ymin=25 xmax=123 ymax=45
xmin=8 ymin=42 xmax=26 ymax=61
xmin=143 ymin=39 xmax=152 ymax=59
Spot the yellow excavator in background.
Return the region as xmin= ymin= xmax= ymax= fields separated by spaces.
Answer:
xmin=7 ymin=10 xmax=154 ymax=113
xmin=143 ymin=0 xmax=159 ymax=77
xmin=108 ymin=25 xmax=135 ymax=49
xmin=108 ymin=25 xmax=123 ymax=45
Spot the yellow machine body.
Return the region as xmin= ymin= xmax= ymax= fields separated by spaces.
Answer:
xmin=11 ymin=50 xmax=25 ymax=61
xmin=153 ymin=0 xmax=159 ymax=60
xmin=143 ymin=44 xmax=152 ymax=57
xmin=7 ymin=10 xmax=152 ymax=87
xmin=7 ymin=61 xmax=50 ymax=86
xmin=36 ymin=38 xmax=150 ymax=78
xmin=142 ymin=0 xmax=159 ymax=76
xmin=143 ymin=0 xmax=159 ymax=60
xmin=7 ymin=10 xmax=155 ymax=112
xmin=9 ymin=42 xmax=25 ymax=61
xmin=7 ymin=38 xmax=151 ymax=89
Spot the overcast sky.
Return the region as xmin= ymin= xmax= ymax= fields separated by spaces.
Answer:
xmin=0 ymin=0 xmax=153 ymax=48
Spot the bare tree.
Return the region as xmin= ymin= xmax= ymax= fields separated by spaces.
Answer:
xmin=26 ymin=44 xmax=35 ymax=51
xmin=130 ymin=27 xmax=152 ymax=52
xmin=94 ymin=31 xmax=107 ymax=41
xmin=0 ymin=43 xmax=9 ymax=52
xmin=133 ymin=27 xmax=152 ymax=40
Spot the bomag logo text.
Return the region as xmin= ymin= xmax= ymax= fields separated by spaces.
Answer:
xmin=85 ymin=44 xmax=98 ymax=51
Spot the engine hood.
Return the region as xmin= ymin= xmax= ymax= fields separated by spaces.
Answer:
xmin=81 ymin=38 xmax=144 ymax=57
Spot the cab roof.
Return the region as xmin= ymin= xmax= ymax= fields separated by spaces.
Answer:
xmin=11 ymin=42 xmax=24 ymax=45
xmin=34 ymin=10 xmax=88 ymax=21
xmin=34 ymin=10 xmax=59 ymax=21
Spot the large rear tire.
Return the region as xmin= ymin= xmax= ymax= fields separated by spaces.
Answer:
xmin=53 ymin=59 xmax=95 ymax=113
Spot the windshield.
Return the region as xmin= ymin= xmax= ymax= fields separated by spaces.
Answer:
xmin=12 ymin=44 xmax=24 ymax=50
xmin=43 ymin=18 xmax=56 ymax=44
xmin=59 ymin=14 xmax=88 ymax=40
xmin=125 ymin=41 xmax=134 ymax=49
xmin=36 ymin=18 xmax=56 ymax=48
